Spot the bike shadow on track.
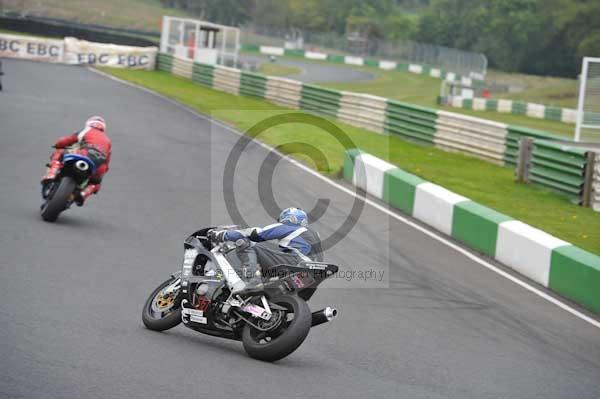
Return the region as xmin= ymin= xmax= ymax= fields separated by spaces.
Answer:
xmin=141 ymin=326 xmax=320 ymax=368
xmin=29 ymin=209 xmax=115 ymax=231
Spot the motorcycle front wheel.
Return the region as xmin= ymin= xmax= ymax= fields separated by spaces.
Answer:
xmin=142 ymin=277 xmax=182 ymax=331
xmin=242 ymin=295 xmax=311 ymax=362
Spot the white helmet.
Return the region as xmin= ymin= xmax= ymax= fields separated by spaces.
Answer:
xmin=278 ymin=207 xmax=308 ymax=227
xmin=85 ymin=116 xmax=106 ymax=132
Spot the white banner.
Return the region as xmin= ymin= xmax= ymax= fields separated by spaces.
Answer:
xmin=344 ymin=56 xmax=364 ymax=66
xmin=63 ymin=37 xmax=157 ymax=69
xmin=259 ymin=46 xmax=284 ymax=56
xmin=0 ymin=34 xmax=64 ymax=63
xmin=0 ymin=34 xmax=157 ymax=69
xmin=304 ymin=51 xmax=327 ymax=60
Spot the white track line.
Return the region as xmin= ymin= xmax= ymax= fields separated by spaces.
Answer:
xmin=89 ymin=67 xmax=600 ymax=329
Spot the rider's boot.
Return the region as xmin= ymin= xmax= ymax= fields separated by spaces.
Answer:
xmin=41 ymin=159 xmax=63 ymax=200
xmin=74 ymin=184 xmax=100 ymax=207
xmin=41 ymin=160 xmax=62 ymax=183
xmin=41 ymin=150 xmax=64 ymax=184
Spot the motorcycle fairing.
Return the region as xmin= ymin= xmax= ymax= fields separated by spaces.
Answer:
xmin=62 ymin=153 xmax=97 ymax=175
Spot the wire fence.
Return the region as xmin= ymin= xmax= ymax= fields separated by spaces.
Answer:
xmin=242 ymin=25 xmax=488 ymax=79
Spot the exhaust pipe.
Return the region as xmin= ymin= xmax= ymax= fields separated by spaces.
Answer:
xmin=311 ymin=307 xmax=338 ymax=327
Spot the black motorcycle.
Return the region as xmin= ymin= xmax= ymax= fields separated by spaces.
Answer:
xmin=142 ymin=227 xmax=339 ymax=362
xmin=40 ymin=150 xmax=97 ymax=222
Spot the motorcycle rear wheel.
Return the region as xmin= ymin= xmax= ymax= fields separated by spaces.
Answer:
xmin=40 ymin=177 xmax=76 ymax=222
xmin=142 ymin=277 xmax=182 ymax=331
xmin=242 ymin=295 xmax=311 ymax=362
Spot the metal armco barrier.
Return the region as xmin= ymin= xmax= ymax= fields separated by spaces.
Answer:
xmin=239 ymin=71 xmax=267 ymax=99
xmin=155 ymin=52 xmax=597 ymax=211
xmin=264 ymin=77 xmax=302 ymax=109
xmin=434 ymin=111 xmax=507 ymax=165
xmin=300 ymin=85 xmax=341 ymax=118
xmin=171 ymin=56 xmax=193 ymax=79
xmin=504 ymin=126 xmax=562 ymax=166
xmin=530 ymin=141 xmax=587 ymax=201
xmin=384 ymin=101 xmax=438 ymax=145
xmin=517 ymin=139 xmax=591 ymax=203
xmin=192 ymin=63 xmax=214 ymax=87
xmin=337 ymin=92 xmax=387 ymax=134
xmin=213 ymin=66 xmax=241 ymax=95
xmin=156 ymin=53 xmax=173 ymax=73
xmin=592 ymin=154 xmax=600 ymax=211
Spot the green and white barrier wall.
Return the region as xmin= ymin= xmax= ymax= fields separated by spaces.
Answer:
xmin=594 ymin=161 xmax=600 ymax=212
xmin=438 ymin=95 xmax=577 ymax=124
xmin=241 ymin=44 xmax=480 ymax=87
xmin=156 ymin=53 xmax=596 ymax=207
xmin=344 ymin=149 xmax=600 ymax=315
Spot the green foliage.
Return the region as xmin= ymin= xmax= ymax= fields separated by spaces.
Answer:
xmin=8 ymin=0 xmax=597 ymax=76
xmin=287 ymin=0 xmax=328 ymax=32
xmin=415 ymin=0 xmax=600 ymax=77
xmin=155 ymin=0 xmax=599 ymax=77
xmin=383 ymin=11 xmax=417 ymax=40
xmin=157 ymin=0 xmax=252 ymax=25
xmin=158 ymin=0 xmax=426 ymax=42
xmin=578 ymin=31 xmax=600 ymax=59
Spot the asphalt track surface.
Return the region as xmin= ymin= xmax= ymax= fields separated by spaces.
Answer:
xmin=240 ymin=54 xmax=374 ymax=83
xmin=1 ymin=59 xmax=599 ymax=399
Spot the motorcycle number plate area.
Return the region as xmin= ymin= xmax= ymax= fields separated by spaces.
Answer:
xmin=242 ymin=304 xmax=272 ymax=321
xmin=292 ymin=273 xmax=315 ymax=289
xmin=191 ymin=315 xmax=207 ymax=324
xmin=183 ymin=308 xmax=207 ymax=324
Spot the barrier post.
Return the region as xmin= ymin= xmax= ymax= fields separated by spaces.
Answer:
xmin=582 ymin=151 xmax=595 ymax=207
xmin=516 ymin=137 xmax=534 ymax=183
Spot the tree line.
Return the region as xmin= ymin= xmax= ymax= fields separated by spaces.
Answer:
xmin=158 ymin=0 xmax=599 ymax=77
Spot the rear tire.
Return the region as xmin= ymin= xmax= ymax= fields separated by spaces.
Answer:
xmin=242 ymin=295 xmax=311 ymax=362
xmin=142 ymin=277 xmax=182 ymax=331
xmin=40 ymin=177 xmax=76 ymax=222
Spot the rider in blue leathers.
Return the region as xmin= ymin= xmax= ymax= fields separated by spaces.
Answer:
xmin=212 ymin=208 xmax=323 ymax=293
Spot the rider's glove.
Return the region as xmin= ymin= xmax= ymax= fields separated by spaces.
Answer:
xmin=210 ymin=230 xmax=227 ymax=243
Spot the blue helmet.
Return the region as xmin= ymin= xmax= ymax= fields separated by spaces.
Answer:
xmin=278 ymin=207 xmax=308 ymax=227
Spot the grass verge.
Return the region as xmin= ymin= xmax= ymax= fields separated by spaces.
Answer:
xmin=250 ymin=53 xmax=577 ymax=138
xmin=486 ymin=70 xmax=577 ymax=108
xmin=99 ymin=67 xmax=600 ymax=254
xmin=2 ymin=0 xmax=188 ymax=31
xmin=320 ymin=65 xmax=576 ymax=138
xmin=257 ymin=62 xmax=302 ymax=77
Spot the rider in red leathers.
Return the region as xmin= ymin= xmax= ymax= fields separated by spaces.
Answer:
xmin=41 ymin=116 xmax=112 ymax=206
